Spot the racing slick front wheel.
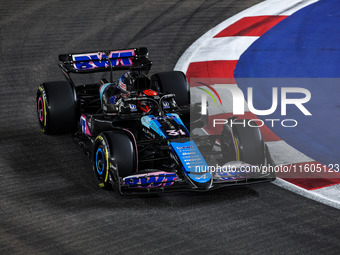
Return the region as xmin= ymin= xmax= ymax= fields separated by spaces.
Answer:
xmin=93 ymin=130 xmax=137 ymax=189
xmin=151 ymin=71 xmax=190 ymax=106
xmin=231 ymin=119 xmax=265 ymax=166
xmin=221 ymin=124 xmax=237 ymax=164
xmin=36 ymin=81 xmax=78 ymax=134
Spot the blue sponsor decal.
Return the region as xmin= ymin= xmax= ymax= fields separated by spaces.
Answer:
xmin=73 ymin=50 xmax=135 ymax=70
xmin=170 ymin=141 xmax=211 ymax=183
xmin=123 ymin=173 xmax=178 ymax=188
xmin=129 ymin=104 xmax=137 ymax=112
xmin=162 ymin=101 xmax=170 ymax=109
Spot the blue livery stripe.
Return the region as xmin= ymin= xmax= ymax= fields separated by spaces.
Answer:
xmin=170 ymin=141 xmax=211 ymax=183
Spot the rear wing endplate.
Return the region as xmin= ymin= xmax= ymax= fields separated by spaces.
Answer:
xmin=58 ymin=47 xmax=152 ymax=73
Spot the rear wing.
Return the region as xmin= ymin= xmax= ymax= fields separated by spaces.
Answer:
xmin=58 ymin=47 xmax=152 ymax=74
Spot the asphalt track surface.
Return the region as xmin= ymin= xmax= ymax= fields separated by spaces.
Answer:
xmin=0 ymin=0 xmax=339 ymax=254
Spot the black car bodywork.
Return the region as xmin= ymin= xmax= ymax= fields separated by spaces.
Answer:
xmin=36 ymin=47 xmax=275 ymax=195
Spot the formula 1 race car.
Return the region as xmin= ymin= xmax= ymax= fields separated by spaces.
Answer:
xmin=36 ymin=47 xmax=275 ymax=195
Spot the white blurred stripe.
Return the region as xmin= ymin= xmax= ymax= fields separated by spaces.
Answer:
xmin=189 ymin=37 xmax=258 ymax=62
xmin=238 ymin=0 xmax=319 ymax=16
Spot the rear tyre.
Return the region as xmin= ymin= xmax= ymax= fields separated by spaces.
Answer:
xmin=36 ymin=81 xmax=78 ymax=134
xmin=93 ymin=130 xmax=137 ymax=189
xmin=232 ymin=119 xmax=265 ymax=166
xmin=151 ymin=71 xmax=190 ymax=106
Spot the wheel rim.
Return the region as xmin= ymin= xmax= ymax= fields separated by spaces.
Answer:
xmin=37 ymin=97 xmax=44 ymax=123
xmin=95 ymin=147 xmax=105 ymax=176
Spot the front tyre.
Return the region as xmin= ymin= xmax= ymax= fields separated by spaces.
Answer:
xmin=93 ymin=135 xmax=112 ymax=190
xmin=232 ymin=119 xmax=265 ymax=166
xmin=93 ymin=130 xmax=137 ymax=190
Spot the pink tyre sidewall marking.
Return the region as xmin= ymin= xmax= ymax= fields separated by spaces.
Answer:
xmin=38 ymin=97 xmax=44 ymax=123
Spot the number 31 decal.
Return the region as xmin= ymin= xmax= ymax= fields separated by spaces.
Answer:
xmin=166 ymin=129 xmax=186 ymax=136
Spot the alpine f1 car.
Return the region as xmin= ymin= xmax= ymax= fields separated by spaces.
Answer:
xmin=36 ymin=47 xmax=275 ymax=195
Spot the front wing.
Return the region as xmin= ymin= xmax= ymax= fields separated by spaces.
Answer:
xmin=118 ymin=168 xmax=275 ymax=195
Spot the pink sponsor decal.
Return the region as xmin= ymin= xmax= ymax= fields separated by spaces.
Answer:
xmin=81 ymin=115 xmax=92 ymax=136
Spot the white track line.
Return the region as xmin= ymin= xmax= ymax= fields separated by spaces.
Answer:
xmin=274 ymin=179 xmax=340 ymax=209
xmin=189 ymin=37 xmax=258 ymax=62
xmin=266 ymin=140 xmax=314 ymax=165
